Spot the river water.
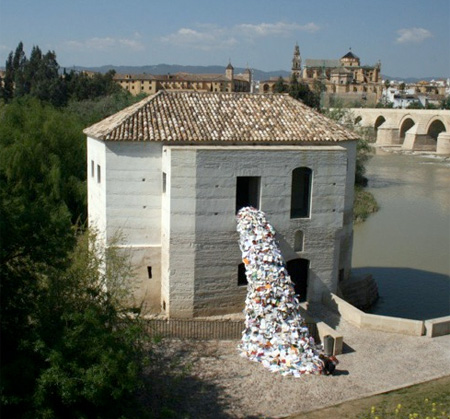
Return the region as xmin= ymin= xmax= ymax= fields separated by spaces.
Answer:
xmin=351 ymin=150 xmax=450 ymax=320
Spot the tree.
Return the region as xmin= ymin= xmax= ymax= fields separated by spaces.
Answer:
xmin=274 ymin=76 xmax=288 ymax=93
xmin=0 ymin=52 xmax=15 ymax=101
xmin=0 ymin=97 xmax=150 ymax=418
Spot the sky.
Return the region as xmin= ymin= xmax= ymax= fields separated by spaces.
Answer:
xmin=0 ymin=0 xmax=449 ymax=79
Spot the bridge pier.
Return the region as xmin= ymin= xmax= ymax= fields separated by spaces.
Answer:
xmin=436 ymin=132 xmax=450 ymax=155
xmin=402 ymin=124 xmax=436 ymax=151
xmin=376 ymin=125 xmax=399 ymax=146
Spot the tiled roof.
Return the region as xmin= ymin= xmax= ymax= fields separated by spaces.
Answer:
xmin=83 ymin=91 xmax=359 ymax=143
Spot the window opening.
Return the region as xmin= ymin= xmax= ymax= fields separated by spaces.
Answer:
xmin=97 ymin=164 xmax=101 ymax=183
xmin=162 ymin=172 xmax=167 ymax=193
xmin=236 ymin=176 xmax=261 ymax=213
xmin=91 ymin=160 xmax=95 ymax=177
xmin=237 ymin=263 xmax=248 ymax=286
xmin=147 ymin=266 xmax=152 ymax=279
xmin=290 ymin=168 xmax=312 ymax=218
xmin=286 ymin=258 xmax=309 ymax=302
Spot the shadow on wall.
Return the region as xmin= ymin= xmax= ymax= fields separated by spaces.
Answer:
xmin=352 ymin=267 xmax=450 ymax=321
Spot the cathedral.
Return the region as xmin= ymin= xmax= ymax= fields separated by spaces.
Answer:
xmin=260 ymin=44 xmax=383 ymax=106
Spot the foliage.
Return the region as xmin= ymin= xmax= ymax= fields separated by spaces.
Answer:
xmin=0 ymin=42 xmax=122 ymax=107
xmin=407 ymin=101 xmax=424 ymax=109
xmin=323 ymin=106 xmax=379 ymax=221
xmin=273 ymin=76 xmax=288 ymax=93
xmin=0 ymin=73 xmax=150 ymax=417
xmin=65 ymin=90 xmax=146 ymax=126
xmin=0 ymin=97 xmax=87 ymax=224
xmin=288 ymin=74 xmax=321 ymax=109
xmin=359 ymin=394 xmax=450 ymax=419
xmin=353 ymin=186 xmax=379 ymax=224
xmin=441 ymin=96 xmax=450 ymax=109
xmin=375 ymin=100 xmax=394 ymax=108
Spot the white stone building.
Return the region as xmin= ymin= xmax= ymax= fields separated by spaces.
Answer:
xmin=84 ymin=91 xmax=359 ymax=318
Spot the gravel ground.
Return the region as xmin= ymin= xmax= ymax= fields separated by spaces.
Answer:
xmin=144 ymin=305 xmax=450 ymax=418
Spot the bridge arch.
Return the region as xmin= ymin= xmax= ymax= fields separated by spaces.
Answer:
xmin=374 ymin=115 xmax=386 ymax=131
xmin=399 ymin=116 xmax=416 ymax=144
xmin=426 ymin=118 xmax=446 ymax=140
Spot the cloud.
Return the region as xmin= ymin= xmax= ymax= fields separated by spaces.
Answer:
xmin=161 ymin=21 xmax=319 ymax=50
xmin=396 ymin=27 xmax=432 ymax=44
xmin=237 ymin=22 xmax=319 ymax=37
xmin=161 ymin=26 xmax=238 ymax=51
xmin=65 ymin=36 xmax=144 ymax=51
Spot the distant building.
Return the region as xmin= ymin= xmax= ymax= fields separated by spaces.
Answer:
xmin=84 ymin=91 xmax=358 ymax=318
xmin=382 ymin=80 xmax=448 ymax=108
xmin=260 ymin=44 xmax=383 ymax=106
xmin=114 ymin=63 xmax=252 ymax=95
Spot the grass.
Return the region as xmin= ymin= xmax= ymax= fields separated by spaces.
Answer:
xmin=354 ymin=186 xmax=379 ymax=224
xmin=290 ymin=376 xmax=450 ymax=419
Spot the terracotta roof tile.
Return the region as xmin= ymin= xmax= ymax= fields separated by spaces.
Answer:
xmin=83 ymin=91 xmax=359 ymax=143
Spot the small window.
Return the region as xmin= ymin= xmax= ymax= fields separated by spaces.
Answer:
xmin=97 ymin=164 xmax=101 ymax=183
xmin=291 ymin=168 xmax=312 ymax=218
xmin=147 ymin=266 xmax=152 ymax=279
xmin=238 ymin=263 xmax=248 ymax=286
xmin=162 ymin=172 xmax=167 ymax=193
xmin=236 ymin=176 xmax=261 ymax=213
xmin=91 ymin=160 xmax=95 ymax=177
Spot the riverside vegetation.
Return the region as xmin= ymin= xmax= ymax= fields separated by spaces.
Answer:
xmin=1 ymin=42 xmax=377 ymax=418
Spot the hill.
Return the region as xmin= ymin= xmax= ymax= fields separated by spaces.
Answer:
xmin=64 ymin=64 xmax=291 ymax=82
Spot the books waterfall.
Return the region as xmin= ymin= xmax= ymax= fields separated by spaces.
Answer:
xmin=236 ymin=207 xmax=324 ymax=376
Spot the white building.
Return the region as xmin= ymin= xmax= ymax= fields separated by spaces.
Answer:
xmin=84 ymin=91 xmax=359 ymax=318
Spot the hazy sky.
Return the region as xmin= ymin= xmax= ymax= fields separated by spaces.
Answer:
xmin=0 ymin=0 xmax=449 ymax=78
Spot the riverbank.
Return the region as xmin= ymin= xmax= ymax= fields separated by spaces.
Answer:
xmin=353 ymin=186 xmax=379 ymax=224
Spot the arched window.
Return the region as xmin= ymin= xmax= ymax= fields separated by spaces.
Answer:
xmin=291 ymin=167 xmax=312 ymax=218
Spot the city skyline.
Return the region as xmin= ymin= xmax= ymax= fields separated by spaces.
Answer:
xmin=0 ymin=0 xmax=448 ymax=79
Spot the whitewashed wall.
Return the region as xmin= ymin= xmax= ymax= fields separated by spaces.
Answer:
xmin=88 ymin=139 xmax=163 ymax=312
xmin=166 ymin=145 xmax=350 ymax=317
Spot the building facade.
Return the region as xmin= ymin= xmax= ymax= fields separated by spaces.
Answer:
xmin=84 ymin=91 xmax=358 ymax=318
xmin=114 ymin=63 xmax=252 ymax=96
xmin=260 ymin=45 xmax=383 ymax=106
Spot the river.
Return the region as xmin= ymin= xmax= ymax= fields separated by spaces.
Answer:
xmin=351 ymin=150 xmax=450 ymax=320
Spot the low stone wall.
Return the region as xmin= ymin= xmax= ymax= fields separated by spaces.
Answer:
xmin=144 ymin=318 xmax=320 ymax=342
xmin=323 ymin=293 xmax=425 ymax=336
xmin=425 ymin=316 xmax=450 ymax=337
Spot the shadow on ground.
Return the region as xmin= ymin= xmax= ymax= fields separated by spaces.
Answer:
xmin=141 ymin=339 xmax=233 ymax=419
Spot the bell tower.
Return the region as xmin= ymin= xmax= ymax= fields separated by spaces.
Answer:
xmin=291 ymin=43 xmax=302 ymax=80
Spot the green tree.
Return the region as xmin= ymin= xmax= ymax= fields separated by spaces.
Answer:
xmin=274 ymin=76 xmax=288 ymax=93
xmin=0 ymin=97 xmax=150 ymax=418
xmin=0 ymin=52 xmax=15 ymax=101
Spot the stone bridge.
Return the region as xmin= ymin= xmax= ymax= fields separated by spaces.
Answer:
xmin=348 ymin=108 xmax=450 ymax=154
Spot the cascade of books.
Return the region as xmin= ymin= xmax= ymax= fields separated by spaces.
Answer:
xmin=236 ymin=206 xmax=324 ymax=376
